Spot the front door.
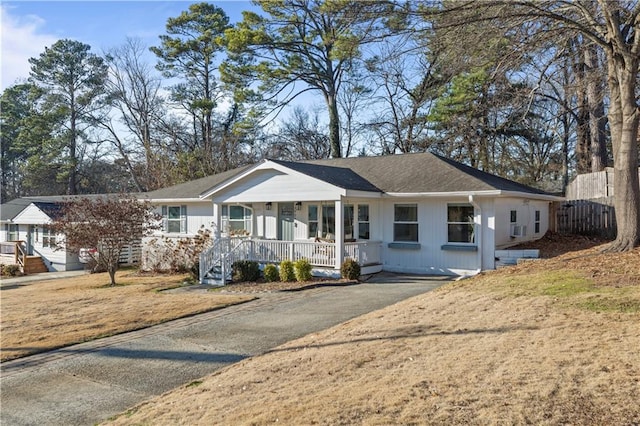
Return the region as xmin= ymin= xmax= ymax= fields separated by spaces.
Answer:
xmin=27 ymin=225 xmax=35 ymax=255
xmin=278 ymin=203 xmax=295 ymax=240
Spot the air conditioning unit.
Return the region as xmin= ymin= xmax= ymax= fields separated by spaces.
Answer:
xmin=510 ymin=224 xmax=527 ymax=237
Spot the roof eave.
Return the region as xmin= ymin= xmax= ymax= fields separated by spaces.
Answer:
xmin=384 ymin=190 xmax=563 ymax=201
xmin=144 ymin=198 xmax=205 ymax=203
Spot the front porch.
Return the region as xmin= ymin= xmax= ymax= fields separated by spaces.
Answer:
xmin=0 ymin=241 xmax=49 ymax=274
xmin=199 ymin=238 xmax=382 ymax=284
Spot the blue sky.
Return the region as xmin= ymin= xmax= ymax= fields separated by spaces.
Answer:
xmin=0 ymin=1 xmax=256 ymax=90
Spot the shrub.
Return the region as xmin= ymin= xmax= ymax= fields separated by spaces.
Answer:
xmin=294 ymin=258 xmax=313 ymax=282
xmin=231 ymin=260 xmax=260 ymax=282
xmin=1 ymin=264 xmax=21 ymax=277
xmin=279 ymin=260 xmax=296 ymax=282
xmin=263 ymin=264 xmax=279 ymax=282
xmin=341 ymin=258 xmax=361 ymax=280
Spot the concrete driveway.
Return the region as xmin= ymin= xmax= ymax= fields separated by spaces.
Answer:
xmin=0 ymin=273 xmax=449 ymax=426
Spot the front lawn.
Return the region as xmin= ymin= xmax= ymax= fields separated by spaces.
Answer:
xmin=0 ymin=269 xmax=254 ymax=361
xmin=105 ymin=240 xmax=640 ymax=425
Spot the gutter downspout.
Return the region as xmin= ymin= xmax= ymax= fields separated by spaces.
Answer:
xmin=469 ymin=195 xmax=482 ymax=274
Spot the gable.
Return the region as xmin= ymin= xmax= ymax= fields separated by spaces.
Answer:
xmin=207 ymin=166 xmax=350 ymax=203
xmin=12 ymin=203 xmax=57 ymax=224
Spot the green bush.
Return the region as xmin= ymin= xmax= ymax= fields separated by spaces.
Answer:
xmin=231 ymin=260 xmax=260 ymax=282
xmin=294 ymin=258 xmax=313 ymax=282
xmin=263 ymin=264 xmax=279 ymax=282
xmin=279 ymin=260 xmax=296 ymax=282
xmin=341 ymin=258 xmax=361 ymax=280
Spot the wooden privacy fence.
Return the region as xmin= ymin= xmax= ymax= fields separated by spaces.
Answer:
xmin=565 ymin=167 xmax=640 ymax=199
xmin=553 ymin=197 xmax=616 ymax=238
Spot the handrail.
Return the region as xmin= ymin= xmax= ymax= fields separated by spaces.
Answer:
xmin=0 ymin=241 xmax=27 ymax=271
xmin=200 ymin=238 xmax=383 ymax=284
xmin=15 ymin=242 xmax=26 ymax=270
xmin=199 ymin=237 xmax=244 ymax=284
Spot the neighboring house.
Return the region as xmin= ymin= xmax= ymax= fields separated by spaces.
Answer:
xmin=0 ymin=195 xmax=140 ymax=272
xmin=1 ymin=152 xmax=562 ymax=279
xmin=0 ymin=196 xmax=75 ymax=272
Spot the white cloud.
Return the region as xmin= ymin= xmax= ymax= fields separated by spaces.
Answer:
xmin=0 ymin=5 xmax=58 ymax=90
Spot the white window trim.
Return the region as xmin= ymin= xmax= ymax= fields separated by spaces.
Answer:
xmin=222 ymin=205 xmax=253 ymax=237
xmin=162 ymin=205 xmax=187 ymax=234
xmin=393 ymin=203 xmax=419 ymax=243
xmin=447 ymin=203 xmax=476 ymax=244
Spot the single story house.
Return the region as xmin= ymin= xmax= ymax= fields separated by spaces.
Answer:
xmin=1 ymin=152 xmax=562 ymax=279
xmin=143 ymin=152 xmax=561 ymax=283
xmin=0 ymin=196 xmax=79 ymax=272
xmin=0 ymin=195 xmax=138 ymax=272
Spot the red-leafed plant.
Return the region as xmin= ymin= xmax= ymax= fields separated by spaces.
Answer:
xmin=52 ymin=194 xmax=160 ymax=286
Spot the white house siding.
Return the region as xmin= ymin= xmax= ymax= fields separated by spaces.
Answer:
xmin=151 ymin=201 xmax=214 ymax=237
xmin=380 ymin=197 xmax=489 ymax=276
xmin=494 ymin=198 xmax=550 ymax=248
xmin=213 ymin=169 xmax=342 ymax=203
xmin=12 ymin=204 xmax=52 ymax=225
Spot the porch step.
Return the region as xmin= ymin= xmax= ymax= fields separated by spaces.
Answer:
xmin=23 ymin=256 xmax=49 ymax=274
xmin=495 ymin=249 xmax=539 ymax=269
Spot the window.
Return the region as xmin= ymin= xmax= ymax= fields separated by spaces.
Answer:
xmin=394 ymin=204 xmax=418 ymax=242
xmin=510 ymin=210 xmax=517 ymax=223
xmin=7 ymin=224 xmax=18 ymax=241
xmin=42 ymin=226 xmax=56 ymax=248
xmin=222 ymin=205 xmax=252 ymax=236
xmin=447 ymin=204 xmax=475 ymax=244
xmin=535 ymin=210 xmax=541 ymax=234
xmin=308 ymin=205 xmax=319 ymax=238
xmin=321 ymin=205 xmax=335 ymax=238
xmin=344 ymin=204 xmax=354 ymax=239
xmin=162 ymin=205 xmax=187 ymax=233
xmin=358 ymin=205 xmax=370 ymax=240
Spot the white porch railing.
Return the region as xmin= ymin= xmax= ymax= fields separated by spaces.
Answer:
xmin=199 ymin=238 xmax=382 ymax=284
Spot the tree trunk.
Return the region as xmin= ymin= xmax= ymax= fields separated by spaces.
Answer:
xmin=584 ymin=43 xmax=608 ymax=172
xmin=575 ymin=80 xmax=591 ymax=174
xmin=68 ymin=95 xmax=78 ymax=195
xmin=327 ymin=92 xmax=342 ymax=158
xmin=604 ymin=53 xmax=640 ymax=252
xmin=108 ymin=263 xmax=117 ymax=286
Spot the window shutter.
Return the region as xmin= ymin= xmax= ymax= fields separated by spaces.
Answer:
xmin=161 ymin=205 xmax=168 ymax=232
xmin=180 ymin=205 xmax=187 ymax=233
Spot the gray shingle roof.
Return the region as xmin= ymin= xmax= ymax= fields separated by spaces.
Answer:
xmin=150 ymin=152 xmax=552 ymax=199
xmin=143 ymin=166 xmax=252 ymax=200
xmin=1 ymin=196 xmax=67 ymax=221
xmin=270 ymin=159 xmax=381 ymax=192
xmin=301 ymin=152 xmax=551 ymax=195
xmin=2 ymin=153 xmax=553 ymax=221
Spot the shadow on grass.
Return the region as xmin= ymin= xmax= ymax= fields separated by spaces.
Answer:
xmin=265 ymin=324 xmax=540 ymax=354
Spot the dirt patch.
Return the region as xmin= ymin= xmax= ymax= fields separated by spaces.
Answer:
xmin=0 ymin=270 xmax=254 ymax=361
xmin=105 ymin=239 xmax=640 ymax=425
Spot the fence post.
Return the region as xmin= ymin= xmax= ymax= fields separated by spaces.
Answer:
xmin=289 ymin=242 xmax=295 ymax=261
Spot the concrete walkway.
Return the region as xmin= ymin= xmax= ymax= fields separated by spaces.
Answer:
xmin=0 ymin=274 xmax=449 ymax=426
xmin=0 ymin=270 xmax=88 ymax=288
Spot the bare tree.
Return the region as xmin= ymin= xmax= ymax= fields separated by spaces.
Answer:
xmin=267 ymin=107 xmax=330 ymax=160
xmin=52 ymin=195 xmax=160 ymax=286
xmin=421 ymin=0 xmax=640 ymax=250
xmin=102 ymin=38 xmax=167 ymax=191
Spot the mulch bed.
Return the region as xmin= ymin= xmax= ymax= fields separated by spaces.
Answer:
xmin=217 ymin=278 xmax=358 ymax=293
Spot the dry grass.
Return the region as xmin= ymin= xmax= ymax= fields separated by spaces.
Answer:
xmin=105 ymin=238 xmax=640 ymax=425
xmin=0 ymin=269 xmax=254 ymax=361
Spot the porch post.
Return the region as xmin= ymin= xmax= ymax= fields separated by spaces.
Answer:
xmin=334 ymin=198 xmax=344 ymax=271
xmin=212 ymin=202 xmax=222 ymax=239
